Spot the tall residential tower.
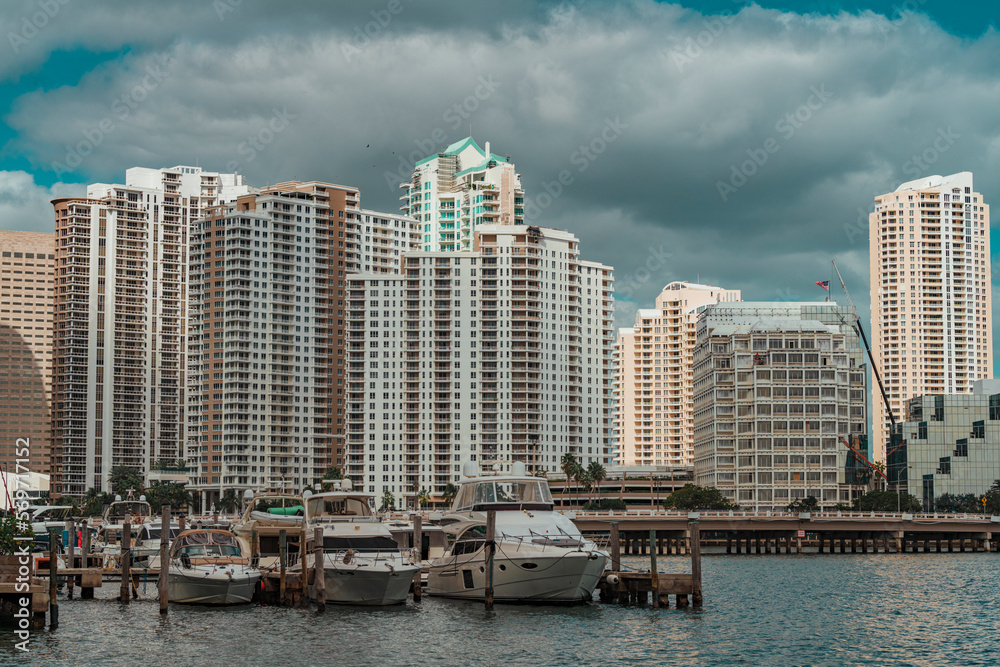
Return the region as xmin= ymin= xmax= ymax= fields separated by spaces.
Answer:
xmin=869 ymin=172 xmax=991 ymax=460
xmin=616 ymin=282 xmax=740 ymax=467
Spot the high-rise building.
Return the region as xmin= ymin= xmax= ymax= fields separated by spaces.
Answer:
xmin=616 ymin=282 xmax=740 ymax=467
xmin=345 ymin=225 xmax=614 ymax=507
xmin=51 ymin=166 xmax=251 ymax=495
xmin=399 ymin=137 xmax=524 ymax=252
xmin=692 ymin=302 xmax=868 ymax=511
xmin=0 ymin=232 xmax=55 ymax=478
xmin=186 ymin=181 xmax=420 ymax=508
xmin=869 ymin=172 xmax=992 ymax=461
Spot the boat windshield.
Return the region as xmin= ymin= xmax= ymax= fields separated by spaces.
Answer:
xmin=454 ymin=480 xmax=554 ymax=510
xmin=307 ymin=496 xmax=373 ymax=519
xmin=176 ymin=545 xmax=242 ymax=557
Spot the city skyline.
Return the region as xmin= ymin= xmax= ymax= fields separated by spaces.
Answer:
xmin=1 ymin=1 xmax=1000 ymax=375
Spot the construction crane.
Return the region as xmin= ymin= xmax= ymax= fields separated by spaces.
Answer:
xmin=831 ymin=260 xmax=904 ymax=486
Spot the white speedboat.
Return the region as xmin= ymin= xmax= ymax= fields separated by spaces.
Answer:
xmin=302 ymin=480 xmax=420 ymax=606
xmin=168 ymin=529 xmax=261 ymax=605
xmin=426 ymin=461 xmax=608 ymax=603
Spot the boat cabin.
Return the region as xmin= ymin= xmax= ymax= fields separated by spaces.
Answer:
xmin=171 ymin=530 xmax=247 ymax=566
xmin=305 ymin=493 xmax=377 ymax=523
xmin=452 ymin=477 xmax=554 ymax=512
xmin=103 ymin=499 xmax=153 ymax=525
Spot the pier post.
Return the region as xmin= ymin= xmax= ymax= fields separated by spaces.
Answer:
xmin=485 ymin=509 xmax=496 ymax=610
xmin=650 ymin=529 xmax=659 ymax=608
xmin=251 ymin=529 xmax=258 ymax=562
xmin=47 ymin=528 xmax=58 ymax=629
xmin=796 ymin=534 xmax=802 ymax=554
xmin=298 ymin=528 xmax=308 ymax=607
xmin=314 ymin=527 xmax=325 ymax=611
xmin=119 ymin=521 xmax=131 ymax=603
xmin=895 ymin=532 xmax=903 ymax=553
xmin=279 ymin=529 xmax=287 ymax=606
xmin=411 ymin=514 xmax=422 ymax=602
xmin=66 ymin=519 xmax=75 ymax=599
xmin=81 ymin=519 xmax=94 ymax=598
xmin=609 ymin=522 xmax=621 ymax=572
xmin=755 ymin=534 xmax=761 ymax=555
xmin=178 ymin=515 xmax=186 ymax=533
xmin=726 ymin=534 xmax=732 ymax=554
xmin=689 ymin=520 xmax=702 ymax=607
xmin=159 ymin=503 xmax=170 ymax=614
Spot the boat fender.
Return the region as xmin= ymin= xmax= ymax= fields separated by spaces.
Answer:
xmin=606 ymin=574 xmax=620 ymax=586
xmin=343 ymin=549 xmax=355 ymax=565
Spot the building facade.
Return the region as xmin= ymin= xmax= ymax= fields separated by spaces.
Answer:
xmin=889 ymin=391 xmax=1000 ymax=511
xmin=186 ymin=181 xmax=421 ymax=508
xmin=0 ymin=232 xmax=55 ymax=478
xmin=692 ymin=303 xmax=868 ymax=510
xmin=870 ymin=172 xmax=992 ymax=461
xmin=399 ymin=137 xmax=524 ymax=252
xmin=616 ymin=282 xmax=740 ymax=467
xmin=51 ymin=166 xmax=251 ymax=495
xmin=346 ymin=225 xmax=614 ymax=507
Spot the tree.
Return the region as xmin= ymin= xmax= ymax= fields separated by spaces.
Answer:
xmin=852 ymin=490 xmax=921 ymax=513
xmin=321 ymin=465 xmax=344 ymax=491
xmin=985 ymin=480 xmax=1000 ymax=515
xmin=662 ymin=484 xmax=739 ymax=511
xmin=145 ymin=482 xmax=191 ymax=512
xmin=934 ymin=493 xmax=981 ymax=514
xmin=108 ymin=466 xmax=144 ymax=496
xmin=587 ymin=461 xmax=607 ymax=504
xmin=787 ymin=496 xmax=820 ymax=512
xmin=441 ymin=483 xmax=459 ymax=506
xmin=379 ymin=491 xmax=396 ymax=513
xmin=416 ymin=488 xmax=431 ymax=509
xmin=0 ymin=514 xmax=33 ymax=556
xmin=561 ymin=453 xmax=579 ymax=503
xmin=218 ymin=488 xmax=240 ymax=515
xmin=81 ymin=487 xmax=115 ymax=516
xmin=579 ymin=470 xmax=593 ymax=504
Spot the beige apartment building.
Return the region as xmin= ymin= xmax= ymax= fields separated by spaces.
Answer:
xmin=869 ymin=172 xmax=992 ymax=461
xmin=51 ymin=166 xmax=251 ymax=496
xmin=616 ymin=282 xmax=740 ymax=467
xmin=187 ymin=181 xmax=420 ymax=508
xmin=0 ymin=232 xmax=55 ymax=477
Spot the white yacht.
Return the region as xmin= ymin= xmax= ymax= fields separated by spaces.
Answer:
xmin=426 ymin=462 xmax=608 ymax=603
xmin=168 ymin=529 xmax=261 ymax=605
xmin=231 ymin=491 xmax=306 ymax=570
xmin=93 ymin=495 xmax=154 ymax=569
xmin=302 ymin=480 xmax=420 ymax=606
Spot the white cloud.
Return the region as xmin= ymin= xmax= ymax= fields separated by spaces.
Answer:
xmin=0 ymin=171 xmax=82 ymax=233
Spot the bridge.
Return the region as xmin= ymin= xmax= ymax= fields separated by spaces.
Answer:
xmin=567 ymin=509 xmax=1000 ymax=554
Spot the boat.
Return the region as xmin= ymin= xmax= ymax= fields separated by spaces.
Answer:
xmin=301 ymin=480 xmax=420 ymax=605
xmin=231 ymin=491 xmax=306 ymax=570
xmin=27 ymin=505 xmax=74 ymax=536
xmin=132 ymin=522 xmax=182 ymax=567
xmin=167 ymin=529 xmax=261 ymax=605
xmin=425 ymin=461 xmax=608 ymax=603
xmin=93 ymin=495 xmax=155 ymax=570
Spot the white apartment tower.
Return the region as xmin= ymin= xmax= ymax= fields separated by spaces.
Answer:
xmin=869 ymin=172 xmax=992 ymax=461
xmin=692 ymin=303 xmax=868 ymax=511
xmin=400 ymin=137 xmax=524 ymax=252
xmin=616 ymin=282 xmax=740 ymax=467
xmin=52 ymin=166 xmax=251 ymax=495
xmin=186 ymin=181 xmax=420 ymax=508
xmin=346 ymin=225 xmax=614 ymax=507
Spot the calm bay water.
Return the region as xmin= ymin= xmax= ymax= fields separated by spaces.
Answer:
xmin=5 ymin=553 xmax=999 ymax=666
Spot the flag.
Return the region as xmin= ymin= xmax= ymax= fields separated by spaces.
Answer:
xmin=815 ymin=280 xmax=830 ymax=291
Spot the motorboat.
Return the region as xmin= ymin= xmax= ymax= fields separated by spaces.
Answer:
xmin=301 ymin=480 xmax=420 ymax=605
xmin=167 ymin=529 xmax=261 ymax=605
xmin=132 ymin=522 xmax=182 ymax=567
xmin=425 ymin=461 xmax=608 ymax=603
xmin=385 ymin=516 xmax=450 ymax=564
xmin=27 ymin=505 xmax=74 ymax=536
xmin=93 ymin=495 xmax=155 ymax=570
xmin=231 ymin=491 xmax=306 ymax=570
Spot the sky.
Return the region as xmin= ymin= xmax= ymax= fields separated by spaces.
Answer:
xmin=2 ymin=0 xmax=1000 ymax=371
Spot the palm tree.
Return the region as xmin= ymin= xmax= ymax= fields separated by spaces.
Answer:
xmin=587 ymin=461 xmax=607 ymax=504
xmin=379 ymin=491 xmax=395 ymax=513
xmin=579 ymin=470 xmax=593 ymax=504
xmin=441 ymin=483 xmax=459 ymax=507
xmin=561 ymin=453 xmax=578 ymax=505
xmin=218 ymin=488 xmax=240 ymax=515
xmin=416 ymin=488 xmax=431 ymax=509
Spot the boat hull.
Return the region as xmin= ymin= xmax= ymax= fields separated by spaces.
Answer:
xmin=168 ymin=569 xmax=261 ymax=605
xmin=426 ymin=550 xmax=607 ymax=603
xmin=307 ymin=555 xmax=419 ymax=606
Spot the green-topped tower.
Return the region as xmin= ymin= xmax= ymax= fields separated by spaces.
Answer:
xmin=400 ymin=137 xmax=524 ymax=251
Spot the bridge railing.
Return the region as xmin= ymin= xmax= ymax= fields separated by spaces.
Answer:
xmin=561 ymin=509 xmax=1000 ymax=522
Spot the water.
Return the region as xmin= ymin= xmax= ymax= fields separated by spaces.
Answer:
xmin=5 ymin=554 xmax=999 ymax=666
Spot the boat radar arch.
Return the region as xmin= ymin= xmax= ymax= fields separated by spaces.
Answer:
xmin=511 ymin=461 xmax=526 ymax=476
xmin=462 ymin=461 xmax=479 ymax=478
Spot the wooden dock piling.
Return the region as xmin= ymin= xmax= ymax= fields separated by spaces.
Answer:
xmin=159 ymin=504 xmax=170 ymax=613
xmin=485 ymin=509 xmax=496 ymax=610
xmin=649 ymin=529 xmax=659 ymax=608
xmin=278 ymin=529 xmax=287 ymax=606
xmin=689 ymin=519 xmax=702 ymax=607
xmin=47 ymin=528 xmax=58 ymax=629
xmin=65 ymin=519 xmax=75 ymax=600
xmin=609 ymin=522 xmax=620 ymax=572
xmin=314 ymin=527 xmax=325 ymax=611
xmin=298 ymin=528 xmax=308 ymax=606
xmin=411 ymin=514 xmax=422 ymax=602
xmin=119 ymin=521 xmax=131 ymax=603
